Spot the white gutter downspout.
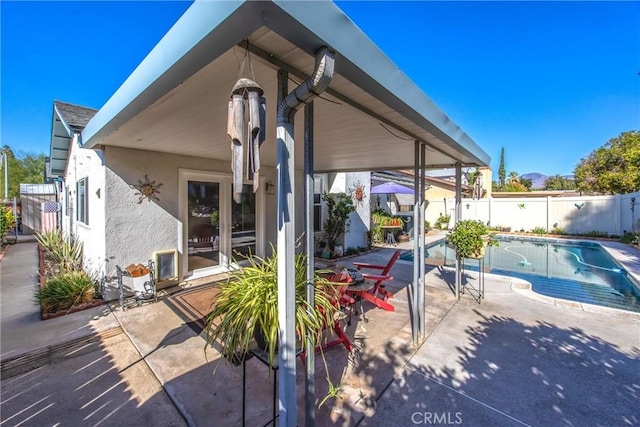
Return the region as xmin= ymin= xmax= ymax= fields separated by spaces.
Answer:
xmin=276 ymin=47 xmax=335 ymax=427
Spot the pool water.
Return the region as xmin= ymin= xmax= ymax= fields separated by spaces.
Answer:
xmin=405 ymin=237 xmax=640 ymax=313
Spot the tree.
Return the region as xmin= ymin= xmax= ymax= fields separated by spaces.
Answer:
xmin=574 ymin=131 xmax=640 ymax=195
xmin=321 ymin=192 xmax=356 ymax=250
xmin=503 ymin=170 xmax=528 ymax=192
xmin=504 ymin=181 xmax=528 ymax=192
xmin=544 ymin=175 xmax=576 ymax=191
xmin=520 ymin=178 xmax=533 ymax=191
xmin=498 ymin=147 xmax=506 ymax=190
xmin=463 ymin=168 xmax=480 ymax=186
xmin=0 ymin=146 xmax=46 ymax=199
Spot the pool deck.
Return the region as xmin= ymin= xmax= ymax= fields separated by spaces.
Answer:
xmin=2 ymin=237 xmax=639 ymax=426
xmin=403 ymin=232 xmax=640 ymax=319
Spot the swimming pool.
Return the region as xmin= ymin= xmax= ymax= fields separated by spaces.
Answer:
xmin=406 ymin=237 xmax=640 ymax=313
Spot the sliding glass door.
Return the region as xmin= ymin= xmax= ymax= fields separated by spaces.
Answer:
xmin=187 ymin=181 xmax=221 ymax=272
xmin=181 ymin=169 xmax=263 ymax=279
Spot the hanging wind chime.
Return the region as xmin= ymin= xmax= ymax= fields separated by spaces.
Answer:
xmin=227 ymin=59 xmax=267 ymax=203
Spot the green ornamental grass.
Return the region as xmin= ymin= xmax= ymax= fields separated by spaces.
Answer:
xmin=35 ymin=271 xmax=96 ymax=313
xmin=204 ymin=250 xmax=338 ymax=369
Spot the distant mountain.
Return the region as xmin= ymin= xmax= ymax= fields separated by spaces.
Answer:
xmin=519 ymin=173 xmax=575 ymax=190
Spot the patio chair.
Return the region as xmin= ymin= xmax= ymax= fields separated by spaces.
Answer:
xmin=301 ymin=273 xmax=355 ymax=363
xmin=348 ymin=249 xmax=402 ymax=312
xmin=188 ymin=235 xmax=219 ymax=254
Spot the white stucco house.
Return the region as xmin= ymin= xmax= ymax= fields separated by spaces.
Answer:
xmin=51 ymin=99 xmax=371 ymax=284
xmin=48 ymin=1 xmax=490 ymax=420
xmin=49 ymin=1 xmax=489 ymax=288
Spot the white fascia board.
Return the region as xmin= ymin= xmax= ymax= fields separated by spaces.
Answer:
xmin=271 ymin=0 xmax=490 ymax=167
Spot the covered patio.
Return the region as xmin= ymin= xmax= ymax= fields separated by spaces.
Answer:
xmin=78 ymin=1 xmax=490 ymax=425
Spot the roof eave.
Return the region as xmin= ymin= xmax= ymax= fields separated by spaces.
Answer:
xmin=81 ymin=0 xmax=490 ymax=168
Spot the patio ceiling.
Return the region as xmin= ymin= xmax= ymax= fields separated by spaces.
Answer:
xmin=81 ymin=1 xmax=490 ymax=172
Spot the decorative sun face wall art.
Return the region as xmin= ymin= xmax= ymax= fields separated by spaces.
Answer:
xmin=350 ymin=180 xmax=366 ymax=207
xmin=132 ymin=175 xmax=162 ymax=203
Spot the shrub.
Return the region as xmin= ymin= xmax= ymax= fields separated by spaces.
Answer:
xmin=530 ymin=226 xmax=547 ymax=235
xmin=35 ymin=230 xmax=83 ymax=273
xmin=550 ymin=227 xmax=565 ymax=235
xmin=447 ymin=220 xmax=498 ymax=259
xmin=434 ymin=214 xmax=451 ymax=230
xmin=345 ymin=246 xmax=360 ymax=256
xmin=576 ymin=230 xmax=610 ymax=238
xmin=0 ymin=207 xmax=15 ymax=239
xmin=321 ymin=192 xmax=355 ymax=251
xmin=35 ymin=271 xmax=96 ymax=313
xmin=620 ymin=232 xmax=639 ymax=244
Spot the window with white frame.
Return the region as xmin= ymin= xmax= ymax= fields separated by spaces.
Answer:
xmin=76 ymin=177 xmax=88 ymax=225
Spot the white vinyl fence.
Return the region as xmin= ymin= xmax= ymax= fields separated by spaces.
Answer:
xmin=425 ymin=191 xmax=640 ymax=236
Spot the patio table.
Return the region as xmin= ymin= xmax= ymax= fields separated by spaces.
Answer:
xmin=345 ymin=280 xmax=375 ymax=322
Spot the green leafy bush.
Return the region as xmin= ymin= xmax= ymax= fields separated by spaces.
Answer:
xmin=35 ymin=271 xmax=96 ymax=313
xmin=447 ymin=220 xmax=498 ymax=259
xmin=0 ymin=207 xmax=15 ymax=239
xmin=434 ymin=214 xmax=451 ymax=230
xmin=530 ymin=226 xmax=547 ymax=235
xmin=322 ymin=192 xmax=355 ymax=251
xmin=575 ymin=230 xmax=610 ymax=238
xmin=620 ymin=232 xmax=639 ymax=244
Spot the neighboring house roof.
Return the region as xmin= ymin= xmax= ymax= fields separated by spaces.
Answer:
xmin=79 ymin=0 xmax=490 ymax=172
xmin=372 ymin=170 xmax=475 ymax=195
xmin=19 ymin=183 xmax=57 ymax=195
xmin=54 ymin=100 xmax=98 ymax=133
xmin=49 ymin=101 xmax=98 ymax=177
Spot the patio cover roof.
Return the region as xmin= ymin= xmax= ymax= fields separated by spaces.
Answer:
xmin=80 ymin=0 xmax=490 ymax=172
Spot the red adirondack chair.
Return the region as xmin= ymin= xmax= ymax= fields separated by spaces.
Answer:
xmin=348 ymin=249 xmax=402 ymax=312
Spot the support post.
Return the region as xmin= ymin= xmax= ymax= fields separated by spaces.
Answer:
xmin=412 ymin=141 xmax=420 ymax=344
xmin=454 ymin=163 xmax=462 ymax=299
xmin=303 ymin=102 xmax=315 ymax=427
xmin=275 ymin=47 xmax=334 ymax=427
xmin=418 ymin=143 xmax=426 ymax=338
xmin=276 ymin=69 xmax=297 ymax=427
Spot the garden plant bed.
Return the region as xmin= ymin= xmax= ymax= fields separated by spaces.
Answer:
xmin=37 ymin=242 xmax=105 ymax=320
xmin=40 ymin=299 xmax=107 ymax=320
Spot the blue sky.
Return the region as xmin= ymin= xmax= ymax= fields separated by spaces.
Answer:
xmin=2 ymin=1 xmax=638 ymax=179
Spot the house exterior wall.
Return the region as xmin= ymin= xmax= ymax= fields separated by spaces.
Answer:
xmin=344 ymin=172 xmax=370 ymax=249
xmin=103 ymin=146 xmax=278 ymax=280
xmin=424 ymin=185 xmax=455 ymax=201
xmin=426 ymin=191 xmax=640 ymax=235
xmin=61 ymin=134 xmax=107 ymax=275
xmin=324 ymin=172 xmax=369 ymax=250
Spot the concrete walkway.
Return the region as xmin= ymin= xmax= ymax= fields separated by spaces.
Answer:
xmin=1 ymin=238 xmax=638 ymax=426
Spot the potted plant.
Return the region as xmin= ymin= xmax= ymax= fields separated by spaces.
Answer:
xmin=446 ymin=219 xmax=498 ymax=259
xmin=203 ymin=249 xmax=339 ymax=368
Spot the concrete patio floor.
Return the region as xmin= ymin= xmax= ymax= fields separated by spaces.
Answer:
xmin=1 ymin=238 xmax=638 ymax=426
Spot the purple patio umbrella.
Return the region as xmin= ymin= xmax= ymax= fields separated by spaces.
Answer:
xmin=370 ymin=182 xmax=414 ymax=194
